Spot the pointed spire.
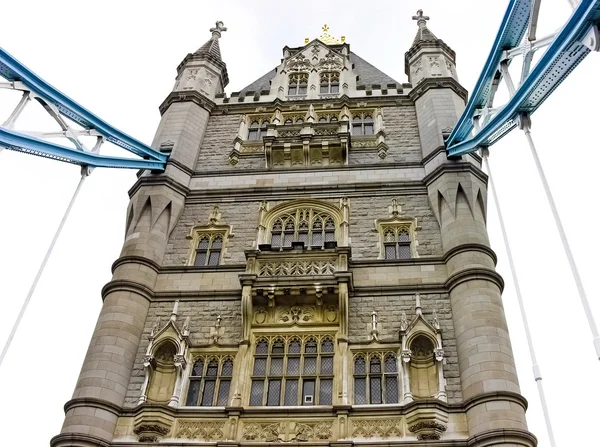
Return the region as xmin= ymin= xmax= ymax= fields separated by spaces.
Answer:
xmin=411 ymin=9 xmax=438 ymax=45
xmin=194 ymin=21 xmax=227 ymax=62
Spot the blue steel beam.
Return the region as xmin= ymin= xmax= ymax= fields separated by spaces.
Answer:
xmin=0 ymin=127 xmax=165 ymax=170
xmin=445 ymin=0 xmax=532 ymax=148
xmin=0 ymin=46 xmax=167 ymax=169
xmin=447 ymin=0 xmax=600 ymax=157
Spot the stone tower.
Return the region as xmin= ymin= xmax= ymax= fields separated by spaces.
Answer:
xmin=51 ymin=16 xmax=536 ymax=447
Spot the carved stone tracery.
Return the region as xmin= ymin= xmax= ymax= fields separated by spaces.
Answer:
xmin=351 ymin=419 xmax=403 ymax=438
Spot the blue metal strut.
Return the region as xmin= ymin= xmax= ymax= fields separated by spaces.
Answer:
xmin=0 ymin=47 xmax=167 ymax=170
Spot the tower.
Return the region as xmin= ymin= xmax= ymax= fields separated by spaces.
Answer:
xmin=51 ymin=16 xmax=536 ymax=447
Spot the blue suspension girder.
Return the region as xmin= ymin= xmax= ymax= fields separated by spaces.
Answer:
xmin=446 ymin=0 xmax=600 ymax=157
xmin=0 ymin=47 xmax=167 ymax=170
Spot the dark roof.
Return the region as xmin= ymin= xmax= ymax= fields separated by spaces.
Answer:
xmin=349 ymin=53 xmax=399 ymax=86
xmin=194 ymin=36 xmax=222 ymax=61
xmin=238 ymin=51 xmax=400 ymax=94
xmin=412 ymin=24 xmax=439 ymax=45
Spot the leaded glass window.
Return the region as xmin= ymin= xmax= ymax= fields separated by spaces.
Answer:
xmin=194 ymin=233 xmax=224 ymax=266
xmin=185 ymin=356 xmax=234 ymax=406
xmin=353 ymin=352 xmax=399 ymax=404
xmin=383 ymin=226 xmax=412 ymax=260
xmin=288 ymin=73 xmax=308 ymax=96
xmin=250 ymin=336 xmax=335 ymax=406
xmin=320 ymin=72 xmax=340 ymax=94
xmin=351 ymin=113 xmax=374 ymax=136
xmin=270 ymin=209 xmax=337 ymax=249
xmin=248 ymin=120 xmax=268 ymax=140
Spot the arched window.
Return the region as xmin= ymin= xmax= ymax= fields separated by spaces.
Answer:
xmin=383 ymin=226 xmax=412 ymax=260
xmin=248 ymin=120 xmax=267 ymax=140
xmin=185 ymin=356 xmax=234 ymax=406
xmin=353 ymin=352 xmax=399 ymax=404
xmin=270 ymin=209 xmax=337 ymax=249
xmin=194 ymin=234 xmax=223 ymax=266
xmin=352 ymin=114 xmax=374 ymax=136
xmin=320 ymin=72 xmax=340 ymax=94
xmin=408 ymin=336 xmax=437 ymax=399
xmin=288 ymin=73 xmax=308 ymax=96
xmin=249 ymin=336 xmax=335 ymax=406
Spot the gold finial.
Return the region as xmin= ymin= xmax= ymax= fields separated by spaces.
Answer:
xmin=315 ymin=24 xmax=344 ymax=45
xmin=305 ymin=37 xmax=309 ymax=44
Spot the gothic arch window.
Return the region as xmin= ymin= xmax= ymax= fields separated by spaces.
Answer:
xmin=383 ymin=227 xmax=411 ymax=260
xmin=185 ymin=356 xmax=234 ymax=406
xmin=351 ymin=113 xmax=374 ymax=136
xmin=248 ymin=120 xmax=268 ymax=140
xmin=320 ymin=72 xmax=340 ymax=94
xmin=353 ymin=352 xmax=399 ymax=405
xmin=249 ymin=335 xmax=334 ymax=406
xmin=194 ymin=233 xmax=223 ymax=266
xmin=270 ymin=209 xmax=337 ymax=249
xmin=288 ymin=73 xmax=308 ymax=96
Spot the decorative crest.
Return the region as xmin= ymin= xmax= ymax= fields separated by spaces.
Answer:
xmin=210 ymin=21 xmax=227 ymax=39
xmin=412 ymin=9 xmax=430 ymax=28
xmin=306 ymin=24 xmax=346 ymax=45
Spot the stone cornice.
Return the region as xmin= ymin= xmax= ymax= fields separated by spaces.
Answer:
xmin=111 ymin=256 xmax=161 ymax=275
xmin=64 ymin=397 xmax=122 ymax=417
xmin=184 ymin=182 xmax=427 ymax=203
xmin=467 ymin=429 xmax=537 ymax=447
xmin=423 ymin=161 xmax=488 ymax=187
xmin=443 ymin=243 xmax=498 ymax=266
xmin=166 ymin=157 xmax=195 ymax=177
xmin=159 ymin=90 xmax=217 ymax=116
xmin=101 ymin=279 xmax=154 ymax=302
xmin=408 ymin=77 xmax=468 ymax=103
xmin=214 ymin=94 xmax=413 ymax=114
xmin=445 ymin=267 xmax=505 ymax=293
xmin=463 ymin=391 xmax=528 ymax=412
xmin=127 ymin=174 xmax=190 ymax=199
xmin=50 ymin=433 xmax=111 ymax=447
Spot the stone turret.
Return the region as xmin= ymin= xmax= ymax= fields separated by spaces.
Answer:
xmin=406 ymin=10 xmax=467 ymax=165
xmin=52 ymin=22 xmax=229 ymax=447
xmin=407 ymin=11 xmax=534 ymax=447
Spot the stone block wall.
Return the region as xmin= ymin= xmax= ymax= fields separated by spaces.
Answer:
xmin=348 ymin=293 xmax=462 ymax=404
xmin=124 ymin=298 xmax=242 ymax=407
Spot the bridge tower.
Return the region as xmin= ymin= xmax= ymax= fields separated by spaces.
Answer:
xmin=52 ymin=16 xmax=536 ymax=447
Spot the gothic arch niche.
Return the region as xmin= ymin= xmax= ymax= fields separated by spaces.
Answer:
xmin=258 ymin=199 xmax=348 ymax=248
xmin=407 ymin=335 xmax=437 ymax=399
xmin=147 ymin=340 xmax=178 ymax=403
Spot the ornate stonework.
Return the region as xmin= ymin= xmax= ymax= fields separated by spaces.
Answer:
xmin=242 ymin=421 xmax=333 ymax=442
xmin=258 ymin=259 xmax=336 ymax=277
xmin=351 ymin=419 xmax=403 ymax=438
xmin=175 ymin=421 xmax=225 ymax=440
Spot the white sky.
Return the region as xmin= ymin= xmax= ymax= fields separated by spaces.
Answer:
xmin=0 ymin=1 xmax=599 ymax=445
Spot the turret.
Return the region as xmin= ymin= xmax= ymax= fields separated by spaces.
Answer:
xmin=407 ymin=11 xmax=534 ymax=447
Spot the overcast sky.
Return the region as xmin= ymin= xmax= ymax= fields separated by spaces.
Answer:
xmin=0 ymin=1 xmax=599 ymax=445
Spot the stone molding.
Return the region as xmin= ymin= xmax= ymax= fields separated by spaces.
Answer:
xmin=407 ymin=76 xmax=468 ymax=103
xmin=445 ymin=268 xmax=505 ymax=293
xmin=423 ymin=161 xmax=488 ymax=187
xmin=128 ymin=174 xmax=190 ymax=200
xmin=63 ymin=397 xmax=122 ymax=417
xmin=158 ymin=90 xmax=217 ymax=115
xmin=463 ymin=391 xmax=529 ymax=413
xmin=50 ymin=433 xmax=111 ymax=447
xmin=467 ymin=428 xmax=537 ymax=447
xmin=443 ymin=243 xmax=498 ymax=266
xmin=101 ymin=279 xmax=154 ymax=303
xmin=111 ymin=255 xmax=161 ymax=275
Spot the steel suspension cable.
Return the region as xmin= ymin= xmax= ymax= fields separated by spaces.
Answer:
xmin=0 ymin=173 xmax=87 ymax=368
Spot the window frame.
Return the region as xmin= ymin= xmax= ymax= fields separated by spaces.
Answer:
xmin=185 ymin=355 xmax=234 ymax=407
xmin=351 ymin=113 xmax=375 ymax=136
xmin=353 ymin=352 xmax=399 ymax=405
xmin=248 ymin=120 xmax=268 ymax=141
xmin=249 ymin=335 xmax=335 ymax=407
xmin=319 ymin=72 xmax=340 ymax=95
xmin=269 ymin=209 xmax=337 ymax=250
xmin=288 ymin=73 xmax=308 ymax=96
xmin=193 ymin=233 xmax=224 ymax=266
